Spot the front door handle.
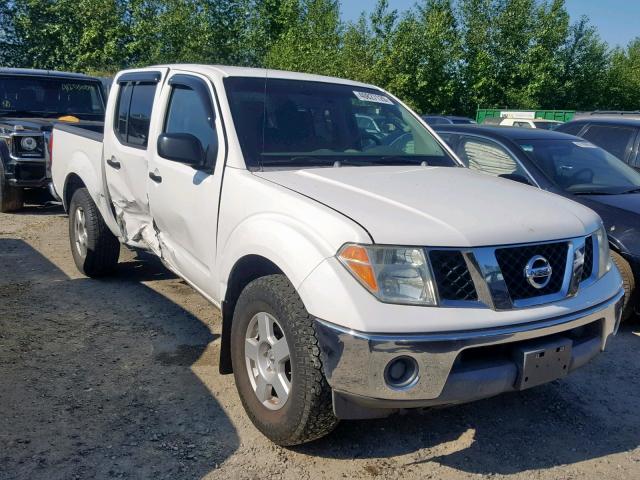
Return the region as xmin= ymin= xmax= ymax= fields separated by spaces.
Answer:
xmin=149 ymin=171 xmax=162 ymax=183
xmin=106 ymin=157 xmax=121 ymax=170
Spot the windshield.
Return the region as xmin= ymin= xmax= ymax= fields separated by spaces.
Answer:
xmin=0 ymin=75 xmax=105 ymax=120
xmin=225 ymin=77 xmax=456 ymax=168
xmin=533 ymin=121 xmax=560 ymax=130
xmin=519 ymin=139 xmax=640 ymax=194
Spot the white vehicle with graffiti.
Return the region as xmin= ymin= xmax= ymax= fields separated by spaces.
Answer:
xmin=51 ymin=65 xmax=624 ymax=445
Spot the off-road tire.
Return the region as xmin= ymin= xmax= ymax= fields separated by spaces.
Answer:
xmin=69 ymin=188 xmax=120 ymax=277
xmin=611 ymin=250 xmax=635 ymax=321
xmin=0 ymin=162 xmax=24 ymax=213
xmin=231 ymin=274 xmax=338 ymax=446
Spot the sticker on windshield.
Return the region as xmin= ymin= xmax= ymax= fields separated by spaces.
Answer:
xmin=574 ymin=141 xmax=597 ymax=148
xmin=353 ymin=91 xmax=394 ymax=105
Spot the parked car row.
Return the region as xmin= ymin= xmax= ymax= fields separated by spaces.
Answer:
xmin=43 ymin=64 xmax=628 ymax=446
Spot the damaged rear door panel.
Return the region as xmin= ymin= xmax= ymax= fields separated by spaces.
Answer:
xmin=103 ymin=69 xmax=168 ymax=250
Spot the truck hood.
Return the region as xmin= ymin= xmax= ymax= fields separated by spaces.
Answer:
xmin=255 ymin=166 xmax=601 ymax=246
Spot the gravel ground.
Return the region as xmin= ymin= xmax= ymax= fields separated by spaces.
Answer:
xmin=1 ymin=200 xmax=639 ymax=480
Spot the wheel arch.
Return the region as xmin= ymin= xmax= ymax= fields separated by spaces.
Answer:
xmin=63 ymin=173 xmax=87 ymax=212
xmin=219 ymin=254 xmax=285 ymax=374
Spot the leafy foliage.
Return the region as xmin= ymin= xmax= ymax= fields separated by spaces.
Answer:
xmin=0 ymin=0 xmax=637 ymax=114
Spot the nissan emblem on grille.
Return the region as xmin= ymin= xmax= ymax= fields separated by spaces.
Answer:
xmin=524 ymin=255 xmax=553 ymax=289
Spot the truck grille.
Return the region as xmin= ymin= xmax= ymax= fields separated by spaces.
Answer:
xmin=429 ymin=250 xmax=477 ymax=301
xmin=495 ymin=242 xmax=568 ymax=300
xmin=426 ymin=235 xmax=596 ymax=308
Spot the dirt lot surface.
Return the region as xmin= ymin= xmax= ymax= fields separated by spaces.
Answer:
xmin=1 ymin=201 xmax=640 ymax=480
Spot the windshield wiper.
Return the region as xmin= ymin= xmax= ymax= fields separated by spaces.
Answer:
xmin=259 ymin=154 xmax=432 ymax=167
xmin=571 ymin=190 xmax=616 ymax=196
xmin=619 ymin=187 xmax=640 ymax=194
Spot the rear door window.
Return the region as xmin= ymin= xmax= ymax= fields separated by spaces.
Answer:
xmin=114 ymin=82 xmax=157 ymax=148
xmin=582 ymin=124 xmax=636 ymax=161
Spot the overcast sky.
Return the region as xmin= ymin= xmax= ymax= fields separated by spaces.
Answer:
xmin=340 ymin=0 xmax=639 ymax=48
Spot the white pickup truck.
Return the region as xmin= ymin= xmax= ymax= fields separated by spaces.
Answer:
xmin=51 ymin=65 xmax=624 ymax=446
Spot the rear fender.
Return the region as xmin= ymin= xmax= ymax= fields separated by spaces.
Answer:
xmin=63 ymin=152 xmax=120 ymax=237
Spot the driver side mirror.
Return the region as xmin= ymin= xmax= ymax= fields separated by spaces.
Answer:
xmin=157 ymin=133 xmax=205 ymax=167
xmin=499 ymin=173 xmax=532 ymax=186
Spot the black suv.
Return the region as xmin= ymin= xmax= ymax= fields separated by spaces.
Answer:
xmin=555 ymin=116 xmax=640 ymax=171
xmin=0 ymin=68 xmax=106 ymax=212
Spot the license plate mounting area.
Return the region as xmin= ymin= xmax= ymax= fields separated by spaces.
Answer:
xmin=513 ymin=337 xmax=573 ymax=390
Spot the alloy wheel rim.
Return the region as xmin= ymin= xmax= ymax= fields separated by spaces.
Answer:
xmin=74 ymin=206 xmax=88 ymax=258
xmin=244 ymin=312 xmax=291 ymax=410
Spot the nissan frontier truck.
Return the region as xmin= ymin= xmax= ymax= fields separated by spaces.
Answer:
xmin=50 ymin=65 xmax=624 ymax=445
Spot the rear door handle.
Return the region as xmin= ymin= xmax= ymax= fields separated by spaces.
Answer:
xmin=106 ymin=157 xmax=121 ymax=170
xmin=148 ymin=171 xmax=162 ymax=183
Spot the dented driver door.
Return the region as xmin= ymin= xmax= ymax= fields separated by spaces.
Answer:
xmin=103 ymin=68 xmax=168 ymax=248
xmin=146 ymin=71 xmax=225 ymax=299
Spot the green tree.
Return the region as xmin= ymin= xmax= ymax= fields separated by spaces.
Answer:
xmin=7 ymin=0 xmax=126 ymax=73
xmin=123 ymin=0 xmax=252 ymax=67
xmin=340 ymin=0 xmax=398 ymax=85
xmin=264 ymin=0 xmax=342 ymax=76
xmin=608 ymin=38 xmax=640 ymax=110
xmin=457 ymin=0 xmax=499 ymax=112
xmin=557 ymin=17 xmax=610 ymax=109
xmin=517 ymin=0 xmax=569 ymax=108
xmin=244 ymin=0 xmax=300 ymax=66
xmin=379 ymin=0 xmax=460 ymax=114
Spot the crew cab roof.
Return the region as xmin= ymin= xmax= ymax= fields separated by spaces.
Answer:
xmin=433 ymin=124 xmax=579 ymax=141
xmin=0 ymin=67 xmax=102 ymax=81
xmin=147 ymin=64 xmax=380 ymax=90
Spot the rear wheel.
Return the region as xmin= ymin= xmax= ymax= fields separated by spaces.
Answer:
xmin=69 ymin=188 xmax=120 ymax=277
xmin=611 ymin=250 xmax=635 ymax=321
xmin=0 ymin=162 xmax=24 ymax=213
xmin=231 ymin=274 xmax=338 ymax=445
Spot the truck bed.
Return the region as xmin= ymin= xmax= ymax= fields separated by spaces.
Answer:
xmin=50 ymin=122 xmax=120 ymax=237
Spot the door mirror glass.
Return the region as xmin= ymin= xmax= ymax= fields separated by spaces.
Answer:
xmin=157 ymin=132 xmax=205 ymax=167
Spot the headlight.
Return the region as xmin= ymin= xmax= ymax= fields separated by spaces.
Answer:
xmin=337 ymin=244 xmax=437 ymax=305
xmin=20 ymin=136 xmax=38 ymax=151
xmin=595 ymin=225 xmax=612 ymax=278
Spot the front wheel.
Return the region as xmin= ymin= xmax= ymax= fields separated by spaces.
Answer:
xmin=69 ymin=188 xmax=120 ymax=277
xmin=231 ymin=274 xmax=338 ymax=445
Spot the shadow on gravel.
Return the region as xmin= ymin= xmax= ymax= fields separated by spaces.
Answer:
xmin=0 ymin=239 xmax=237 ymax=480
xmin=298 ymin=326 xmax=640 ymax=475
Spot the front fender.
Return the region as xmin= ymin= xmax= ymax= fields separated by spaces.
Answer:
xmin=218 ymin=212 xmax=341 ymax=306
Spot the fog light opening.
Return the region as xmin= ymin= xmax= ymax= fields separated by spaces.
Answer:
xmin=384 ymin=356 xmax=419 ymax=390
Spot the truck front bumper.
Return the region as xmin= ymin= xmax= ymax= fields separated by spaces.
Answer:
xmin=314 ymin=289 xmax=625 ymax=419
xmin=5 ymin=160 xmax=49 ymax=188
